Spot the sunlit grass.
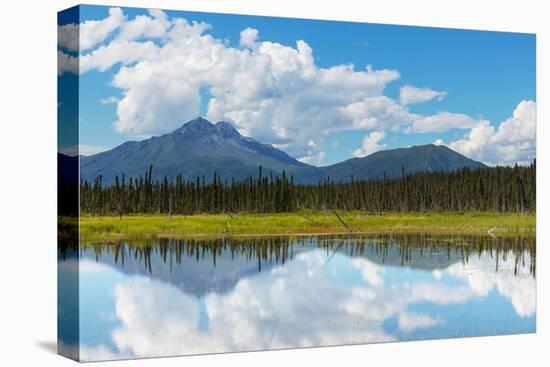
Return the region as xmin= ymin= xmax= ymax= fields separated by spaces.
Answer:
xmin=72 ymin=211 xmax=536 ymax=241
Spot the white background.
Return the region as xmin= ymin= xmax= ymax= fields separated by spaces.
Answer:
xmin=0 ymin=0 xmax=547 ymax=365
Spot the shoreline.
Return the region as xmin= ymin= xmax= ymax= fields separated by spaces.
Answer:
xmin=80 ymin=228 xmax=535 ymax=242
xmin=64 ymin=212 xmax=536 ymax=242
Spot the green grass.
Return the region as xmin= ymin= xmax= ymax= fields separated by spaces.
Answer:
xmin=71 ymin=211 xmax=536 ymax=241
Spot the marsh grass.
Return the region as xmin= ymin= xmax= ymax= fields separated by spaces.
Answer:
xmin=74 ymin=211 xmax=535 ymax=241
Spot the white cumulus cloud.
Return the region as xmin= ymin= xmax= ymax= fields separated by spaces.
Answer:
xmin=58 ymin=7 xmax=126 ymax=52
xmin=57 ymin=50 xmax=78 ymax=75
xmin=411 ymin=112 xmax=487 ymax=133
xmin=440 ymin=100 xmax=536 ymax=165
xmin=72 ymin=10 xmax=406 ymax=160
xmin=352 ymin=131 xmax=386 ymax=157
xmin=399 ymin=85 xmax=447 ymax=105
xmin=239 ymin=27 xmax=259 ymax=48
xmin=59 ymin=8 xmax=535 ymax=166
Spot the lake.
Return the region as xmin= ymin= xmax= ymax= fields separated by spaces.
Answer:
xmin=58 ymin=234 xmax=536 ymax=361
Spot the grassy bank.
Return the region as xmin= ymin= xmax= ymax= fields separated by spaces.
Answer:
xmin=72 ymin=211 xmax=536 ymax=241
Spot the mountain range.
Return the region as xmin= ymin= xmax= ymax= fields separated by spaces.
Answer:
xmin=79 ymin=117 xmax=486 ymax=185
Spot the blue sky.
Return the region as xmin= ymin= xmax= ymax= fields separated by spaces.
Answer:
xmin=58 ymin=5 xmax=536 ymax=165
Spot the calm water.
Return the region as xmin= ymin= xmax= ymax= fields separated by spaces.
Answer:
xmin=58 ymin=234 xmax=536 ymax=361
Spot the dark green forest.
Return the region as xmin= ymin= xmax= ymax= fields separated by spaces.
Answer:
xmin=79 ymin=162 xmax=536 ymax=216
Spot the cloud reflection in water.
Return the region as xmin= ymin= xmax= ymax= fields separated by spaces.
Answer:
xmin=71 ymin=236 xmax=535 ymax=361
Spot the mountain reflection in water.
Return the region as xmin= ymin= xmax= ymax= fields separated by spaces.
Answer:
xmin=58 ymin=234 xmax=536 ymax=361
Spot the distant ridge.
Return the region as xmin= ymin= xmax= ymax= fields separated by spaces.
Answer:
xmin=79 ymin=117 xmax=486 ymax=185
xmin=317 ymin=143 xmax=486 ymax=184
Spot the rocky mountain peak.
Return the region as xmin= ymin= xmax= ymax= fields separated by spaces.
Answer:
xmin=174 ymin=117 xmax=240 ymax=140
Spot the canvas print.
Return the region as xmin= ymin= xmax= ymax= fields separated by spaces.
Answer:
xmin=58 ymin=5 xmax=536 ymax=362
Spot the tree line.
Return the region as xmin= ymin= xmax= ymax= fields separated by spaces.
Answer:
xmin=74 ymin=234 xmax=535 ymax=276
xmin=79 ymin=161 xmax=536 ymax=216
